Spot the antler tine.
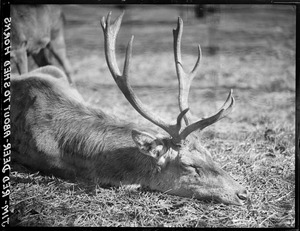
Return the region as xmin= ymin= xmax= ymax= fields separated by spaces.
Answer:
xmin=173 ymin=17 xmax=235 ymax=140
xmin=101 ymin=11 xmax=124 ymax=77
xmin=101 ymin=12 xmax=187 ymax=144
xmin=179 ymin=90 xmax=235 ymax=140
xmin=173 ymin=17 xmax=202 ymax=126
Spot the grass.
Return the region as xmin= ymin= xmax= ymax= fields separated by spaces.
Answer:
xmin=10 ymin=4 xmax=295 ymax=227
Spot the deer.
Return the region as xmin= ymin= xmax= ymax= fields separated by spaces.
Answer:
xmin=10 ymin=5 xmax=74 ymax=85
xmin=11 ymin=12 xmax=248 ymax=206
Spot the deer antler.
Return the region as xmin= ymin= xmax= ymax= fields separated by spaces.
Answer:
xmin=100 ymin=12 xmax=187 ymax=144
xmin=100 ymin=12 xmax=235 ymax=144
xmin=173 ymin=17 xmax=235 ymax=138
xmin=173 ymin=17 xmax=202 ymax=125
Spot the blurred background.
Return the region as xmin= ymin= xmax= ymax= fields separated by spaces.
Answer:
xmin=46 ymin=5 xmax=295 ymax=132
xmin=61 ymin=4 xmax=295 ymax=89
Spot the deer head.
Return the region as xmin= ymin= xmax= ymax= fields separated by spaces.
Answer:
xmin=100 ymin=12 xmax=248 ymax=205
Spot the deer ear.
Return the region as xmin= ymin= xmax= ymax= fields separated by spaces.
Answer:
xmin=132 ymin=130 xmax=167 ymax=159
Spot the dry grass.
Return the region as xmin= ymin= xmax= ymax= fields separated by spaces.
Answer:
xmin=10 ymin=5 xmax=295 ymax=227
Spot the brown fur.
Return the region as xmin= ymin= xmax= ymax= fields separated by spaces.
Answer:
xmin=11 ymin=66 xmax=248 ymax=205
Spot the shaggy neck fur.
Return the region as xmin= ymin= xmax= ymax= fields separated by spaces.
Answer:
xmin=49 ymin=92 xmax=165 ymax=186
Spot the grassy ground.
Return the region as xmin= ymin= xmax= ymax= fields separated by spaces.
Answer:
xmin=10 ymin=5 xmax=295 ymax=227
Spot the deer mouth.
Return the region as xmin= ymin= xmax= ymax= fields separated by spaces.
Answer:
xmin=209 ymin=195 xmax=246 ymax=206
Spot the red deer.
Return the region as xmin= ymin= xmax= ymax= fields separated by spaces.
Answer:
xmin=11 ymin=12 xmax=248 ymax=205
xmin=10 ymin=5 xmax=74 ymax=85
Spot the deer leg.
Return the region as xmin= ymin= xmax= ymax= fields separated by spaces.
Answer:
xmin=47 ymin=29 xmax=74 ymax=86
xmin=32 ymin=48 xmax=52 ymax=67
xmin=13 ymin=48 xmax=28 ymax=74
xmin=32 ymin=46 xmax=72 ymax=85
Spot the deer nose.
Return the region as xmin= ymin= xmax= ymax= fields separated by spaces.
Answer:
xmin=237 ymin=189 xmax=248 ymax=201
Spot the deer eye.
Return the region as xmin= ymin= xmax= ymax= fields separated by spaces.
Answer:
xmin=175 ymin=144 xmax=182 ymax=149
xmin=180 ymin=161 xmax=200 ymax=173
xmin=194 ymin=167 xmax=202 ymax=176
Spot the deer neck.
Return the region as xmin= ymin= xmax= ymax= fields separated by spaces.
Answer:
xmin=54 ymin=102 xmax=167 ymax=187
